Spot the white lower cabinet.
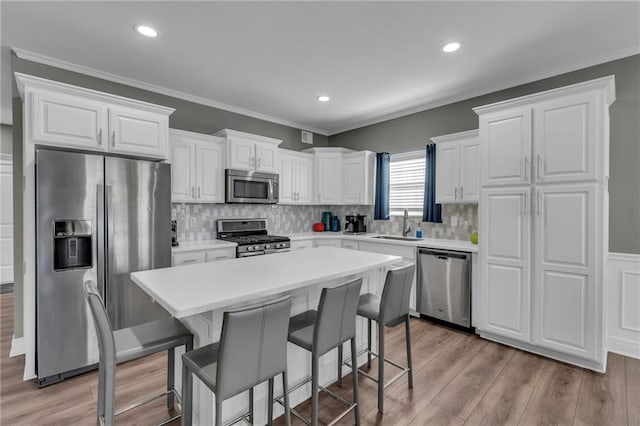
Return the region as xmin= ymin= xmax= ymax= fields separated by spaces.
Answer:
xmin=290 ymin=239 xmax=314 ymax=250
xmin=315 ymin=238 xmax=342 ymax=248
xmin=341 ymin=240 xmax=359 ymax=250
xmin=172 ymin=247 xmax=235 ymax=266
xmin=357 ymin=241 xmax=418 ymax=313
xmin=480 ymin=187 xmax=531 ymax=342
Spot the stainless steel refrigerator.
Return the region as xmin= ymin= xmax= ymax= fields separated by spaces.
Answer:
xmin=36 ymin=149 xmax=171 ymax=386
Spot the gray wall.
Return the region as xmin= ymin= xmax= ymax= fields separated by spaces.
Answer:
xmin=0 ymin=124 xmax=11 ymax=155
xmin=10 ymin=53 xmax=330 ymax=339
xmin=330 ymin=54 xmax=640 ymax=255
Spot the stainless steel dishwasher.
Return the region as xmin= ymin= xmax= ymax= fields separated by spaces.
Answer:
xmin=417 ymin=248 xmax=472 ymax=330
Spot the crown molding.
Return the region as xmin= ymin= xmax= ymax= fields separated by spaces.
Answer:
xmin=12 ymin=47 xmax=329 ymax=136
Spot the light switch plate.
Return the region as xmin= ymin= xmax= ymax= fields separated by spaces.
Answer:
xmin=190 ymin=217 xmax=197 ymax=227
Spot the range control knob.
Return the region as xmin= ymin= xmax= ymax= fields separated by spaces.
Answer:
xmin=254 ymin=245 xmax=261 ymax=251
xmin=265 ymin=244 xmax=271 ymax=249
xmin=275 ymin=243 xmax=282 ymax=248
xmin=247 ymin=246 xmax=254 ymax=251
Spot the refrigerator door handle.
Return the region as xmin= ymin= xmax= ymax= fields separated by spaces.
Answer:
xmin=105 ymin=185 xmax=114 ymax=308
xmin=96 ymin=184 xmax=106 ymax=301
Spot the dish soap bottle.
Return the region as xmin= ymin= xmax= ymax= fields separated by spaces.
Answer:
xmin=416 ymin=225 xmax=423 ymax=239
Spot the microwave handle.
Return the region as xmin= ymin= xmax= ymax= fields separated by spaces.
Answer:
xmin=269 ymin=179 xmax=274 ymax=200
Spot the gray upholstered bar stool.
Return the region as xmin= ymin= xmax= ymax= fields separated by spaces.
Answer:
xmin=285 ymin=278 xmax=363 ymax=426
xmin=341 ymin=263 xmax=415 ymax=414
xmin=181 ymin=295 xmax=293 ymax=426
xmin=84 ymin=281 xmax=194 ymax=426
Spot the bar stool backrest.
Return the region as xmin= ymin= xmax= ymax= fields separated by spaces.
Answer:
xmin=84 ymin=281 xmax=116 ymax=368
xmin=314 ymin=278 xmax=363 ymax=356
xmin=380 ymin=263 xmax=416 ymax=326
xmin=216 ymin=296 xmax=293 ymax=401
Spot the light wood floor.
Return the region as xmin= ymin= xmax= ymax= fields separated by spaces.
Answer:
xmin=1 ymin=291 xmax=638 ymax=425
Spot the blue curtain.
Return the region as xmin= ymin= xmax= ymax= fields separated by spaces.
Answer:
xmin=423 ymin=144 xmax=442 ymax=223
xmin=374 ymin=152 xmax=390 ymax=220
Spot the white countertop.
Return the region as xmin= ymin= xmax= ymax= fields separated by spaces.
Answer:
xmin=132 ymin=247 xmax=402 ymax=318
xmin=171 ymin=239 xmax=236 ymax=253
xmin=289 ymin=232 xmax=478 ymax=252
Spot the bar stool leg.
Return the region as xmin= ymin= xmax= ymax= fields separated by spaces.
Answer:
xmin=267 ymin=378 xmax=274 ymax=425
xmin=102 ymin=359 xmax=116 ymax=426
xmin=282 ymin=371 xmax=291 ymax=426
xmin=337 ymin=344 xmax=343 ymax=387
xmin=249 ymin=387 xmax=254 ymax=424
xmin=311 ymin=355 xmax=319 ymax=426
xmin=181 ymin=364 xmax=192 ymax=426
xmin=167 ymin=348 xmax=175 ymax=410
xmin=97 ymin=361 xmax=106 ymax=422
xmin=215 ymin=398 xmax=223 ymax=426
xmin=367 ymin=319 xmax=372 ymax=368
xmin=377 ymin=321 xmax=385 ymax=414
xmin=350 ymin=337 xmax=361 ymax=426
xmin=405 ymin=316 xmax=413 ymax=388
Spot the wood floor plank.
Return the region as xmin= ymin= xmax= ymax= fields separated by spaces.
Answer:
xmin=575 ymin=352 xmax=627 ymax=426
xmin=500 ymin=350 xmax=546 ymax=387
xmin=407 ymin=403 xmax=464 ymax=426
xmin=627 ymin=356 xmax=640 ymax=426
xmin=464 ymin=375 xmax=534 ymax=426
xmin=430 ymin=341 xmax=514 ymax=420
xmin=518 ymin=360 xmax=584 ymax=426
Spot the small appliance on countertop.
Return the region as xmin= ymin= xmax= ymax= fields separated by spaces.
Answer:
xmin=217 ymin=218 xmax=291 ymax=257
xmin=344 ymin=214 xmax=367 ymax=234
xmin=171 ymin=220 xmax=179 ymax=247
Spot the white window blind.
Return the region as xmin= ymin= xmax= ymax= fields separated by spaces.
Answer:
xmin=389 ymin=151 xmax=425 ymax=216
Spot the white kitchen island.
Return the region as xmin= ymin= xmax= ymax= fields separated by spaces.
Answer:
xmin=131 ymin=246 xmax=402 ymax=425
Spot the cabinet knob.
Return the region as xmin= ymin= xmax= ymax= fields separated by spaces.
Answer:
xmin=454 ymin=187 xmax=458 ymax=199
xmin=98 ymin=129 xmax=102 ymax=145
xmin=460 ymin=186 xmax=463 ymax=199
xmin=112 ymin=130 xmax=116 ymax=147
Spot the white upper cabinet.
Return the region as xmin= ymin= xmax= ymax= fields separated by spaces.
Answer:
xmin=170 ymin=129 xmax=226 ymax=203
xmin=479 ymin=108 xmax=532 ymax=187
xmin=343 ymin=151 xmax=375 ymax=205
xmin=434 ymin=129 xmax=479 ymax=203
xmin=32 ymin=91 xmax=108 ymax=151
xmin=316 ymin=152 xmax=342 ymax=204
xmin=278 ymin=149 xmax=314 ymax=204
xmin=533 ymin=92 xmax=598 ymax=184
xmin=108 ymin=106 xmax=168 ymax=158
xmin=17 ymin=73 xmax=174 ymax=159
xmin=215 ymin=129 xmax=282 ymax=174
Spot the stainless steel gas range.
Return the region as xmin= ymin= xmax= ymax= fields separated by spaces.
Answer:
xmin=216 ymin=218 xmax=291 ymax=258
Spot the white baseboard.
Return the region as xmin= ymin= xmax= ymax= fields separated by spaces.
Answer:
xmin=608 ymin=336 xmax=640 ymax=359
xmin=10 ymin=335 xmax=25 ymax=357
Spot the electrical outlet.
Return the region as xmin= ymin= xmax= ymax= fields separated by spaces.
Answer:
xmin=451 ymin=216 xmax=458 ymax=227
xmin=190 ymin=217 xmax=197 ymax=228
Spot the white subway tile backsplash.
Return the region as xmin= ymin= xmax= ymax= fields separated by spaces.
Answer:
xmin=172 ymin=203 xmax=478 ymax=243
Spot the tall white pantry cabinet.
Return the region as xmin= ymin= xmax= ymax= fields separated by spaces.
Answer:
xmin=474 ymin=76 xmax=615 ymax=372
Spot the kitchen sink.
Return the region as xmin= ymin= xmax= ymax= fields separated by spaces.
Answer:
xmin=371 ymin=235 xmax=423 ymax=241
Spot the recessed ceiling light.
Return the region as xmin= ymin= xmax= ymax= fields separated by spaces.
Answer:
xmin=317 ymin=95 xmax=330 ymax=102
xmin=442 ymin=42 xmax=461 ymax=53
xmin=134 ymin=24 xmax=159 ymax=38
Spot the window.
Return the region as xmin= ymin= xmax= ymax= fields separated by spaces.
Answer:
xmin=389 ymin=150 xmax=425 ymax=216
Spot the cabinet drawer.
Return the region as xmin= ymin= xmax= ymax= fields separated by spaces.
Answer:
xmin=205 ymin=248 xmax=236 ymax=262
xmin=172 ymin=251 xmax=205 ymax=266
xmin=291 ymin=240 xmax=314 ymax=250
xmin=342 ymin=240 xmax=359 ymax=250
xmin=358 ymin=241 xmax=415 ymax=260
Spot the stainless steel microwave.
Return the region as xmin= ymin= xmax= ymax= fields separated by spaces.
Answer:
xmin=225 ymin=169 xmax=279 ymax=204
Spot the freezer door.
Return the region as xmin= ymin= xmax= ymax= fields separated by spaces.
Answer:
xmin=36 ymin=149 xmax=103 ymax=380
xmin=105 ymin=157 xmax=171 ymax=329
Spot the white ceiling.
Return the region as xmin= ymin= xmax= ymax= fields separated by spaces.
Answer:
xmin=2 ymin=1 xmax=639 ymax=135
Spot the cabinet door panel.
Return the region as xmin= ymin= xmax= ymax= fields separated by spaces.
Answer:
xmin=228 ymin=139 xmax=254 ymax=170
xmin=255 ymin=141 xmax=278 ymax=173
xmin=436 ymin=142 xmax=459 ymax=203
xmin=480 ymin=187 xmax=531 ymax=342
xmin=343 ymin=157 xmax=364 ymax=204
xmin=481 ymin=109 xmax=531 ymax=186
xmin=534 ymin=93 xmax=597 ymax=183
xmin=197 ymin=143 xmax=224 ymax=203
xmin=296 ymin=157 xmax=314 ymax=204
xmin=170 ymin=140 xmax=195 ymax=202
xmin=459 ymin=141 xmax=479 ymax=202
xmin=32 ymin=91 xmax=107 ymax=150
xmin=317 ymin=154 xmax=342 ymax=204
xmin=278 ymin=155 xmax=296 ymax=203
xmin=109 ymin=107 xmax=167 ymax=158
xmin=534 ymin=184 xmax=597 ymax=359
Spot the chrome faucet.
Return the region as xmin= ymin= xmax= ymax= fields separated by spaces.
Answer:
xmin=402 ymin=209 xmax=411 ymax=237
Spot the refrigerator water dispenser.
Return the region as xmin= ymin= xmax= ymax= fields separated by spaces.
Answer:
xmin=53 ymin=220 xmax=92 ymax=270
